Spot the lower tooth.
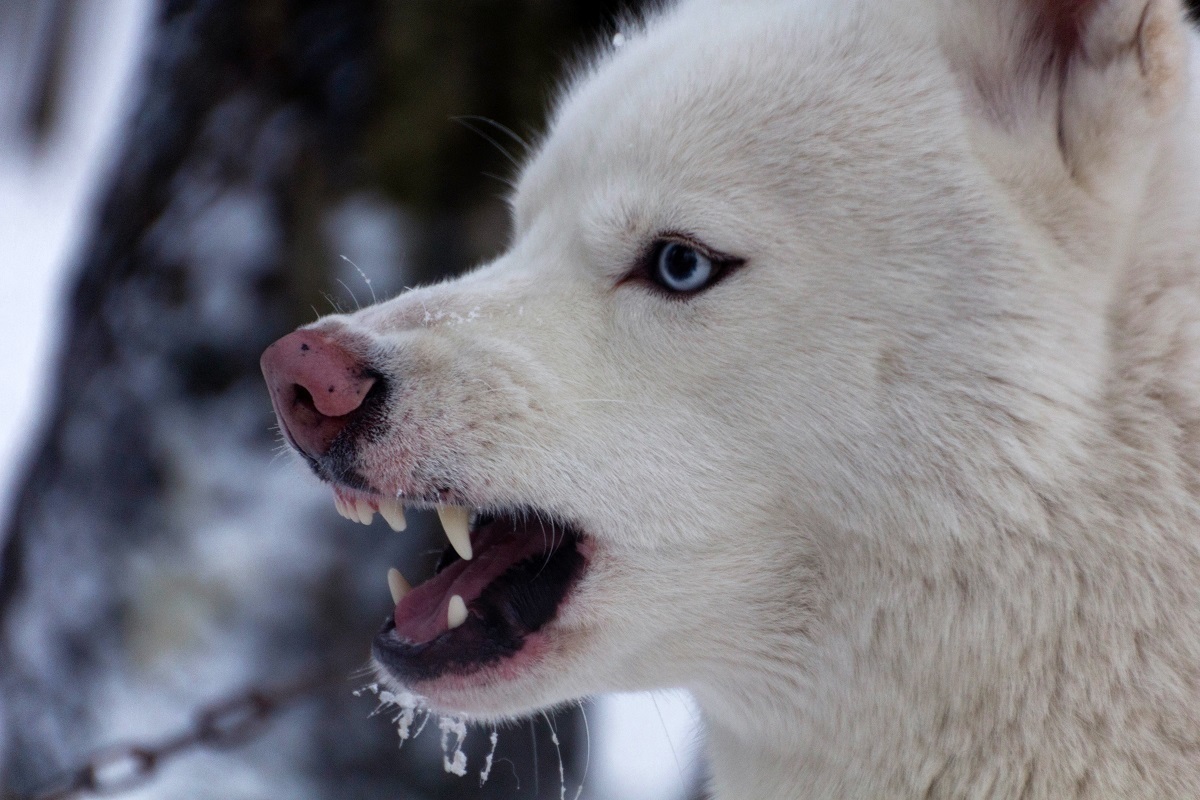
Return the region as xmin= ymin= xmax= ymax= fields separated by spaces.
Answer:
xmin=447 ymin=595 xmax=468 ymax=629
xmin=387 ymin=568 xmax=410 ymax=605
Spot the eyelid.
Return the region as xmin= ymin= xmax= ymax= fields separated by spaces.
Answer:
xmin=616 ymin=232 xmax=745 ymax=296
xmin=652 ymin=233 xmax=726 ymax=263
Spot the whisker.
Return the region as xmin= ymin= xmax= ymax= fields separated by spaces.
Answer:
xmin=452 ymin=116 xmax=523 ymax=171
xmin=530 ymin=718 xmax=540 ymax=796
xmin=319 ymin=291 xmax=344 ymax=315
xmin=482 ymin=171 xmax=518 ymax=193
xmin=541 ymin=710 xmax=568 ymax=800
xmin=573 ymin=699 xmax=591 ymax=800
xmin=651 ymin=692 xmax=688 ymax=787
xmin=335 ymin=278 xmax=362 ymax=311
xmin=454 ymin=113 xmax=532 ymax=155
xmin=340 ymin=254 xmax=378 ymax=304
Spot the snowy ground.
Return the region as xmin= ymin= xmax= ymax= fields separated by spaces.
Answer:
xmin=0 ymin=0 xmax=153 ymax=513
xmin=589 ymin=690 xmax=703 ymax=799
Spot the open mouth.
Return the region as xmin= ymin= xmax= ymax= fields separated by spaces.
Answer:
xmin=260 ymin=328 xmax=590 ymax=686
xmin=332 ymin=491 xmax=588 ymax=684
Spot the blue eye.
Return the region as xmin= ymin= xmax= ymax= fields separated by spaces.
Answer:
xmin=654 ymin=242 xmax=714 ymax=293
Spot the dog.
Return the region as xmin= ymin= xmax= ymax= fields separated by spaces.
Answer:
xmin=261 ymin=0 xmax=1200 ymax=795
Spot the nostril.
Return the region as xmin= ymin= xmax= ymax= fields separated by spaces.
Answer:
xmin=260 ymin=329 xmax=380 ymax=460
xmin=290 ymin=383 xmax=323 ymax=424
xmin=295 ymin=383 xmax=315 ymax=409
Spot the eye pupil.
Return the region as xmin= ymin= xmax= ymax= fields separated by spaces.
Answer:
xmin=665 ymin=245 xmax=697 ymax=282
xmin=655 ymin=241 xmax=713 ymax=292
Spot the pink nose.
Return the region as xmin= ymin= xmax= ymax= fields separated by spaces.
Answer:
xmin=260 ymin=329 xmax=377 ymax=459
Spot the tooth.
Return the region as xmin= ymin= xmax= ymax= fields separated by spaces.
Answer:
xmin=447 ymin=595 xmax=468 ymax=629
xmin=334 ymin=496 xmax=350 ymax=519
xmin=387 ymin=568 xmax=410 ymax=605
xmin=355 ymin=498 xmax=375 ymax=526
xmin=378 ymin=498 xmax=407 ymax=532
xmin=437 ymin=505 xmax=473 ymax=560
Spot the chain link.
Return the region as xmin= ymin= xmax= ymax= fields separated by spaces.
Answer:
xmin=21 ymin=667 xmax=346 ymax=800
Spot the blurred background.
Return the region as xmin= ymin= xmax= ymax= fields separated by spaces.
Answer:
xmin=0 ymin=2 xmax=705 ymax=799
xmin=20 ymin=2 xmax=1200 ymax=798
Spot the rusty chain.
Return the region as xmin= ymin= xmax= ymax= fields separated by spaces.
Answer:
xmin=17 ymin=666 xmax=350 ymax=800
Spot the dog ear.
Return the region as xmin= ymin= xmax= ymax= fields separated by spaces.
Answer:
xmin=945 ymin=0 xmax=1188 ymax=188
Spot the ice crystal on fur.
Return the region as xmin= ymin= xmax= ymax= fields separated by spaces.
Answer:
xmin=546 ymin=721 xmax=569 ymax=800
xmin=438 ymin=715 xmax=468 ymax=776
xmin=385 ymin=693 xmax=419 ymax=741
xmin=479 ymin=730 xmax=499 ymax=786
xmin=357 ymin=682 xmax=423 ymax=745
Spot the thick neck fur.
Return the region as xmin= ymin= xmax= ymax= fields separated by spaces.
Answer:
xmin=696 ymin=30 xmax=1200 ymax=800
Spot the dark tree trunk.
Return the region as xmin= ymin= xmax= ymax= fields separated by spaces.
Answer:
xmin=0 ymin=1 xmax=605 ymax=797
xmin=0 ymin=0 xmax=375 ymax=791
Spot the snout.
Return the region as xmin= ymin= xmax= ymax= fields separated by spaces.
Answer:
xmin=260 ymin=329 xmax=378 ymax=459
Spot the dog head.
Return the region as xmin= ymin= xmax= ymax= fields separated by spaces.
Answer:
xmin=262 ymin=0 xmax=1191 ymax=731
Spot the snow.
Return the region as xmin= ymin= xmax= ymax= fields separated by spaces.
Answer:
xmin=148 ymin=184 xmax=282 ymax=347
xmin=479 ymin=729 xmax=500 ymax=786
xmin=589 ymin=690 xmax=704 ymax=800
xmin=546 ymin=718 xmax=569 ymax=800
xmin=438 ymin=715 xmax=469 ymax=776
xmin=74 ymin=401 xmax=339 ymax=800
xmin=360 ymin=683 xmax=425 ymax=744
xmin=0 ymin=0 xmax=153 ymax=517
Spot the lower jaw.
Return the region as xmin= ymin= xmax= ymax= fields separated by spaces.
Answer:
xmin=372 ymin=625 xmax=556 ymax=704
xmin=372 ymin=616 xmax=522 ymax=684
xmin=371 ymin=525 xmax=587 ymax=689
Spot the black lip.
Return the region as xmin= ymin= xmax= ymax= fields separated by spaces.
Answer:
xmin=300 ymin=377 xmax=389 ymax=487
xmin=372 ymin=530 xmax=586 ymax=684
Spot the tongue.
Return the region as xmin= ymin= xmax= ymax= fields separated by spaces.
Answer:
xmin=393 ymin=527 xmax=548 ymax=644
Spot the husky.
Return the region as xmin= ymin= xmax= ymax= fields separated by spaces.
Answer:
xmin=261 ymin=0 xmax=1200 ymax=795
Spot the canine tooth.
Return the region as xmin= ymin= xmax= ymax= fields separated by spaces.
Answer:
xmin=355 ymin=498 xmax=375 ymax=526
xmin=387 ymin=568 xmax=411 ymax=605
xmin=378 ymin=498 xmax=407 ymax=532
xmin=447 ymin=595 xmax=468 ymax=629
xmin=437 ymin=505 xmax=473 ymax=560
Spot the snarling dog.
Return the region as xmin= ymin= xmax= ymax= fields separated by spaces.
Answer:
xmin=262 ymin=0 xmax=1200 ymax=795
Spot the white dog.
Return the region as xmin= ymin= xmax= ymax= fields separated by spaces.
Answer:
xmin=261 ymin=0 xmax=1200 ymax=795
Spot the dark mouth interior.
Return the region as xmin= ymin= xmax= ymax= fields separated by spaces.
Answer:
xmin=373 ymin=510 xmax=586 ymax=683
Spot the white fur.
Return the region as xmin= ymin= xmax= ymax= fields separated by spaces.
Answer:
xmin=308 ymin=0 xmax=1200 ymax=795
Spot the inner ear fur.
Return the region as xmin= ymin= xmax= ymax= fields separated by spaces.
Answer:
xmin=1038 ymin=0 xmax=1109 ymax=64
xmin=944 ymin=0 xmax=1188 ymax=187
